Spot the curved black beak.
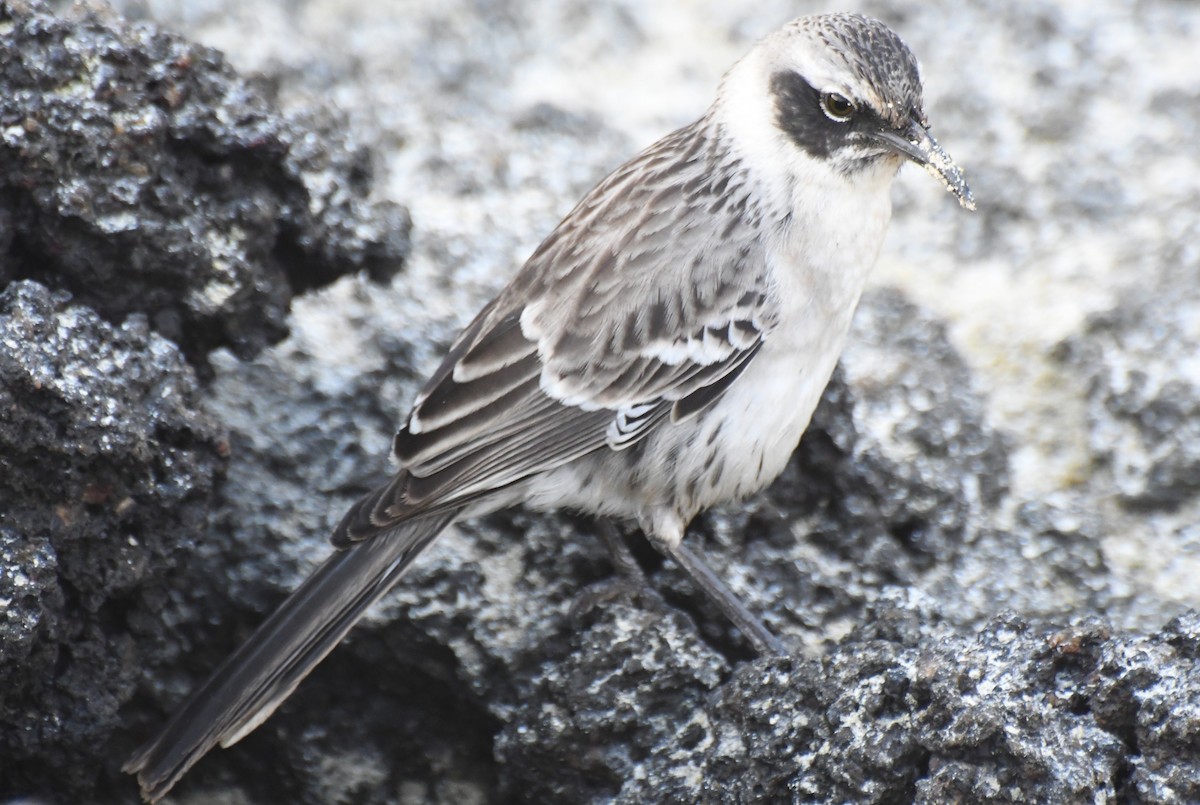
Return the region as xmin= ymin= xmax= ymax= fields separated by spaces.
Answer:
xmin=872 ymin=119 xmax=975 ymax=210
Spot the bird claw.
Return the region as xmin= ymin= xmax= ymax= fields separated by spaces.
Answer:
xmin=568 ymin=574 xmax=666 ymax=630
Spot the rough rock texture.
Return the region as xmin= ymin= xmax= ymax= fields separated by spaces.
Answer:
xmin=0 ymin=280 xmax=226 ymax=799
xmin=1060 ymin=263 xmax=1200 ymax=511
xmin=704 ymin=609 xmax=1200 ymax=804
xmin=0 ymin=0 xmax=409 ymax=365
xmin=498 ymin=606 xmax=1200 ymax=803
xmin=0 ymin=1 xmax=410 ymax=801
xmin=4 ymin=0 xmax=1200 ymax=803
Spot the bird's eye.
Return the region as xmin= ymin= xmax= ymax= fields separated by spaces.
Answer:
xmin=820 ymin=92 xmax=856 ymax=122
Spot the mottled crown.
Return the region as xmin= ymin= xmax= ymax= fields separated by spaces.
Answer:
xmin=786 ymin=13 xmax=925 ymax=128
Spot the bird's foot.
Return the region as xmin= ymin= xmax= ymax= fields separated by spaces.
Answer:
xmin=569 ymin=520 xmax=667 ymax=628
xmin=568 ymin=573 xmax=667 ymax=629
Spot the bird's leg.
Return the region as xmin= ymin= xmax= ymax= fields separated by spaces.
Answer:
xmin=656 ymin=538 xmax=786 ymax=656
xmin=575 ymin=520 xmax=784 ymax=656
xmin=569 ymin=520 xmax=664 ymax=625
xmin=595 ymin=518 xmax=645 ymax=579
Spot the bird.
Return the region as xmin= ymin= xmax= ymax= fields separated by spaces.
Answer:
xmin=125 ymin=12 xmax=973 ymax=802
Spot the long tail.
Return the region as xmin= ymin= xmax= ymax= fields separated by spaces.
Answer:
xmin=124 ymin=510 xmax=457 ymax=802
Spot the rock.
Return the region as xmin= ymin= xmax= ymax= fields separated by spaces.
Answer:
xmin=1060 ymin=263 xmax=1200 ymax=511
xmin=493 ymin=602 xmax=1200 ymax=804
xmin=495 ymin=599 xmax=729 ymax=803
xmin=0 ymin=0 xmax=409 ymax=366
xmin=0 ymin=280 xmax=226 ymax=799
xmin=0 ymin=0 xmax=410 ymax=798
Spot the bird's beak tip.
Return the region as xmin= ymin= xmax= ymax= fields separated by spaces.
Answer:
xmin=875 ymin=121 xmax=975 ymax=211
xmin=920 ymin=159 xmax=976 ymax=211
xmin=910 ymin=126 xmax=975 ymax=212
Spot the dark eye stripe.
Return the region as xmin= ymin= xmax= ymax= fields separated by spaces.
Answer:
xmin=770 ymin=72 xmax=843 ymax=159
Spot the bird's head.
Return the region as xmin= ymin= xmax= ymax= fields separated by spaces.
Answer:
xmin=719 ymin=13 xmax=974 ymax=210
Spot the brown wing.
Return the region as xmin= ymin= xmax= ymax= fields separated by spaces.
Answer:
xmin=333 ymin=118 xmax=775 ymax=545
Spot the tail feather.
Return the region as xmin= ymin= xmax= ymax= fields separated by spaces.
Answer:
xmin=124 ymin=511 xmax=457 ymax=802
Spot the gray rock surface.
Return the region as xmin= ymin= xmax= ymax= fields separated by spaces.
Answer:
xmin=0 ymin=0 xmax=409 ymax=365
xmin=0 ymin=279 xmax=226 ymax=798
xmin=1061 ymin=263 xmax=1200 ymax=512
xmin=497 ymin=596 xmax=1200 ymax=804
xmin=3 ymin=0 xmax=1200 ymax=803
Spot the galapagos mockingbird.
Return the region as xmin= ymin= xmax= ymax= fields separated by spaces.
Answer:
xmin=126 ymin=12 xmax=973 ymax=801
